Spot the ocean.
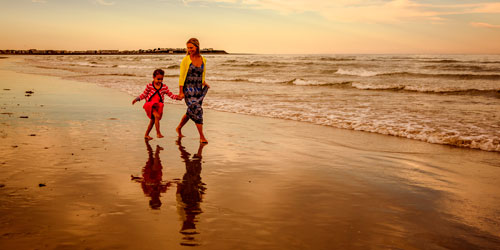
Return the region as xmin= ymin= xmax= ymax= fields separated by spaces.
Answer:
xmin=15 ymin=54 xmax=500 ymax=152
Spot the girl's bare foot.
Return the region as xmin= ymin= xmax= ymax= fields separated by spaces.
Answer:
xmin=145 ymin=135 xmax=153 ymax=140
xmin=176 ymin=127 xmax=185 ymax=137
xmin=157 ymin=133 xmax=164 ymax=138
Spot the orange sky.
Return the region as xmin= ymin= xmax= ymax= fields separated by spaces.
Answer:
xmin=1 ymin=0 xmax=500 ymax=54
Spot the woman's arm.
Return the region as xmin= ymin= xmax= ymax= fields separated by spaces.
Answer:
xmin=179 ymin=56 xmax=189 ymax=87
xmin=178 ymin=56 xmax=189 ymax=99
xmin=178 ymin=86 xmax=184 ymax=100
xmin=202 ymin=56 xmax=207 ymax=84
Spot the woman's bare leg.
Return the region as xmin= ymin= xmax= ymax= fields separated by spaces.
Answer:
xmin=176 ymin=114 xmax=189 ymax=137
xmin=196 ymin=123 xmax=208 ymax=143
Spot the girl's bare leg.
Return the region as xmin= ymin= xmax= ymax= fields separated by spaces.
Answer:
xmin=196 ymin=123 xmax=208 ymax=144
xmin=145 ymin=117 xmax=154 ymax=140
xmin=176 ymin=114 xmax=189 ymax=137
xmin=153 ymin=110 xmax=163 ymax=138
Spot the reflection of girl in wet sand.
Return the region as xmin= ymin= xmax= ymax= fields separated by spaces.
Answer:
xmin=176 ymin=139 xmax=207 ymax=246
xmin=131 ymin=140 xmax=172 ymax=209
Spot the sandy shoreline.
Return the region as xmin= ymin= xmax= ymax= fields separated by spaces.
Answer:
xmin=1 ymin=57 xmax=500 ymax=249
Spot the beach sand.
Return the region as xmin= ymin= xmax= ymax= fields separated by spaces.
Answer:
xmin=1 ymin=57 xmax=500 ymax=249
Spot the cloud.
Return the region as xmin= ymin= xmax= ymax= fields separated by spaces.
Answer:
xmin=470 ymin=3 xmax=500 ymax=13
xmin=182 ymin=0 xmax=500 ymax=23
xmin=95 ymin=0 xmax=115 ymax=6
xmin=314 ymin=0 xmax=441 ymax=23
xmin=470 ymin=22 xmax=500 ymax=28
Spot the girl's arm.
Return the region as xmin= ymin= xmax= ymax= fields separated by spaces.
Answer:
xmin=132 ymin=85 xmax=150 ymax=104
xmin=162 ymin=86 xmax=180 ymax=100
xmin=132 ymin=96 xmax=141 ymax=104
xmin=138 ymin=85 xmax=151 ymax=100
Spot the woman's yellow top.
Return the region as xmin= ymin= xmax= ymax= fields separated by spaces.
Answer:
xmin=179 ymin=55 xmax=206 ymax=86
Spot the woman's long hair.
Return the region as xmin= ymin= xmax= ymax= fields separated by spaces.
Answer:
xmin=186 ymin=38 xmax=200 ymax=56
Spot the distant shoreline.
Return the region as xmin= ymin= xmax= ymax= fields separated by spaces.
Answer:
xmin=0 ymin=48 xmax=228 ymax=55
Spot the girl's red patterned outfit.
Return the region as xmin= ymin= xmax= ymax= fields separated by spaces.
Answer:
xmin=136 ymin=82 xmax=179 ymax=120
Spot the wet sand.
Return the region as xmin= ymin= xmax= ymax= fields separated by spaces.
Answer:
xmin=1 ymin=57 xmax=500 ymax=249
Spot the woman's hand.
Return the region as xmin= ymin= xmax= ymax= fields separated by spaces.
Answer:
xmin=178 ymin=86 xmax=184 ymax=100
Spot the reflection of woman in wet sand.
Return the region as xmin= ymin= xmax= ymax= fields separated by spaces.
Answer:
xmin=176 ymin=139 xmax=207 ymax=246
xmin=132 ymin=140 xmax=172 ymax=209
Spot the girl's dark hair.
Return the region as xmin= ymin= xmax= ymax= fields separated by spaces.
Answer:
xmin=153 ymin=69 xmax=164 ymax=77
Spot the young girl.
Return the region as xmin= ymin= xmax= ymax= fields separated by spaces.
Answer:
xmin=133 ymin=69 xmax=181 ymax=140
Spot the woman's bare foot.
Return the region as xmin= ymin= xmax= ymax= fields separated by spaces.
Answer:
xmin=145 ymin=135 xmax=153 ymax=140
xmin=176 ymin=127 xmax=185 ymax=137
xmin=157 ymin=133 xmax=164 ymax=138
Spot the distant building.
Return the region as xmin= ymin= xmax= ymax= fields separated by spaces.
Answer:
xmin=0 ymin=47 xmax=227 ymax=55
xmin=99 ymin=50 xmax=119 ymax=54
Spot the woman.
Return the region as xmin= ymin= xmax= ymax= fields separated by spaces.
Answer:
xmin=176 ymin=38 xmax=210 ymax=143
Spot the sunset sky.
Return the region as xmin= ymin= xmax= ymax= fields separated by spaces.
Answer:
xmin=1 ymin=0 xmax=500 ymax=54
